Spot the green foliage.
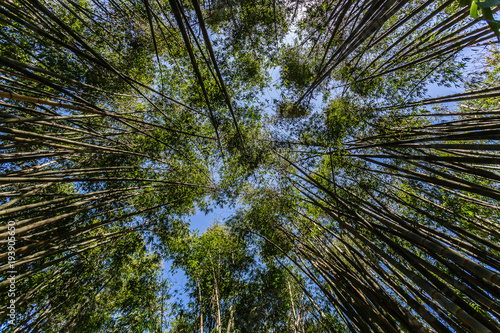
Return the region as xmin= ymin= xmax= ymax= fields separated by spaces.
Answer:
xmin=280 ymin=48 xmax=315 ymax=91
xmin=324 ymin=98 xmax=373 ymax=144
xmin=276 ymin=99 xmax=310 ymax=119
xmin=339 ymin=65 xmax=380 ymax=97
xmin=460 ymin=0 xmax=500 ymax=39
xmin=2 ymin=1 xmax=500 ymax=332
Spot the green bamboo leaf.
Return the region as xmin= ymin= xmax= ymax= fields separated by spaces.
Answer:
xmin=470 ymin=1 xmax=479 ymax=18
xmin=482 ymin=7 xmax=500 ymax=39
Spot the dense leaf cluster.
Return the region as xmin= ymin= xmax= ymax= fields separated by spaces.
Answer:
xmin=1 ymin=1 xmax=500 ymax=332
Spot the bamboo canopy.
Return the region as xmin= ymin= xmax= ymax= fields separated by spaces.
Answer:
xmin=1 ymin=0 xmax=500 ymax=332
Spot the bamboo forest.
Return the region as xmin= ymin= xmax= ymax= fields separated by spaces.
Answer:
xmin=2 ymin=0 xmax=500 ymax=332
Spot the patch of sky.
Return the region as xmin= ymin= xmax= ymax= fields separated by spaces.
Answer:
xmin=188 ymin=204 xmax=236 ymax=232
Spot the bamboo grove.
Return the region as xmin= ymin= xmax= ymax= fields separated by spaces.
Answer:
xmin=1 ymin=0 xmax=500 ymax=332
